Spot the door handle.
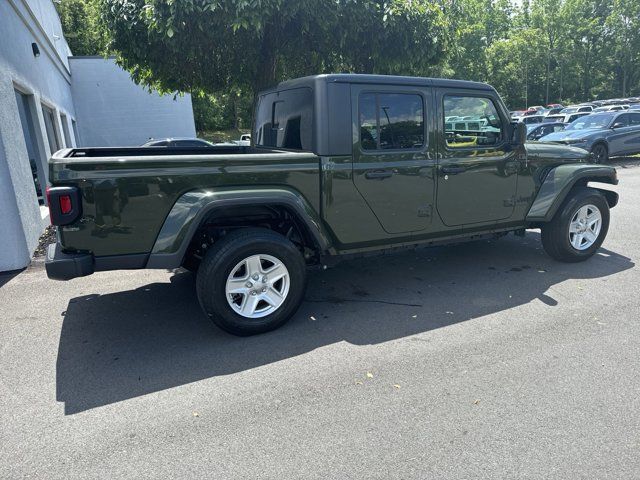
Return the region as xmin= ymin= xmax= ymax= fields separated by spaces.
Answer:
xmin=441 ymin=166 xmax=466 ymax=175
xmin=365 ymin=170 xmax=394 ymax=180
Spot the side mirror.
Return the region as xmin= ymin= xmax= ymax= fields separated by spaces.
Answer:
xmin=611 ymin=122 xmax=624 ymax=129
xmin=511 ymin=122 xmax=527 ymax=145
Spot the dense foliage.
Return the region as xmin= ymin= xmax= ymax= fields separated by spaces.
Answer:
xmin=56 ymin=0 xmax=640 ymax=130
xmin=54 ymin=0 xmax=110 ymax=56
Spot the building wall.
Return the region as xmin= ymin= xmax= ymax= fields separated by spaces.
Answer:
xmin=70 ymin=57 xmax=196 ymax=147
xmin=1 ymin=1 xmax=197 ymax=272
xmin=0 ymin=0 xmax=76 ymax=271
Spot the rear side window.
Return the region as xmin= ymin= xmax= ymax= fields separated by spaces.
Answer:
xmin=359 ymin=93 xmax=424 ymax=150
xmin=254 ymin=87 xmax=313 ymax=151
xmin=444 ymin=95 xmax=503 ymax=148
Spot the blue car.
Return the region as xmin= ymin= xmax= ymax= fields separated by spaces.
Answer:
xmin=539 ymin=111 xmax=640 ymax=163
xmin=526 ymin=122 xmax=566 ymax=141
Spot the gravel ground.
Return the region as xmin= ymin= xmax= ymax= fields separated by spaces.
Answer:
xmin=1 ymin=162 xmax=639 ymax=479
xmin=32 ymin=226 xmax=57 ymax=258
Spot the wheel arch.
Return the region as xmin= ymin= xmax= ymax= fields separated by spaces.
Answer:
xmin=526 ymin=164 xmax=618 ymax=224
xmin=146 ymin=187 xmax=331 ymax=269
xmin=591 ymin=139 xmax=609 ymax=151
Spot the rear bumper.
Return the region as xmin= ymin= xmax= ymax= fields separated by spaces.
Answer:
xmin=46 ymin=243 xmax=150 ymax=280
xmin=45 ymin=243 xmax=94 ymax=280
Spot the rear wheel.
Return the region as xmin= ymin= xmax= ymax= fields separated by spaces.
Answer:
xmin=591 ymin=143 xmax=608 ymax=164
xmin=196 ymin=228 xmax=307 ymax=336
xmin=541 ymin=187 xmax=610 ymax=262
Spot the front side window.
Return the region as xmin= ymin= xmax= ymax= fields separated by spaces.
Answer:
xmin=444 ymin=95 xmax=503 ymax=148
xmin=613 ymin=114 xmax=629 ymax=127
xmin=629 ymin=113 xmax=640 ymax=126
xmin=254 ymin=87 xmax=313 ymax=151
xmin=359 ymin=93 xmax=424 ymax=150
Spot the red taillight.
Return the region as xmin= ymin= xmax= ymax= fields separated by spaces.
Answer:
xmin=59 ymin=195 xmax=72 ymax=214
xmin=47 ymin=186 xmax=81 ymax=225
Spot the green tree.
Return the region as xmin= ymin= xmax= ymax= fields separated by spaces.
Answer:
xmin=487 ymin=28 xmax=547 ymax=108
xmin=607 ymin=0 xmax=640 ymax=96
xmin=562 ymin=0 xmax=612 ymax=99
xmin=101 ymin=0 xmax=449 ymax=96
xmin=531 ymin=0 xmax=566 ymax=104
xmin=55 ymin=0 xmax=110 ymax=56
xmin=443 ymin=0 xmax=513 ymax=83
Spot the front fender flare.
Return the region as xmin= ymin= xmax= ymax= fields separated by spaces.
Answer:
xmin=146 ymin=187 xmax=330 ymax=269
xmin=526 ymin=164 xmax=618 ymax=223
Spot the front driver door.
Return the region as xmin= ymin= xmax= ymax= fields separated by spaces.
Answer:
xmin=352 ymin=85 xmax=436 ymax=234
xmin=435 ymin=89 xmax=519 ymax=227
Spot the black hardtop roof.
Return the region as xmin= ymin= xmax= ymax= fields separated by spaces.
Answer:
xmin=266 ymin=74 xmax=493 ymax=94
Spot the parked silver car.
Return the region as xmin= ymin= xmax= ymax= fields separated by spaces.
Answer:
xmin=559 ymin=105 xmax=593 ymax=114
xmin=520 ymin=115 xmax=546 ymax=125
xmin=526 ymin=122 xmax=566 ymax=141
xmin=539 ymin=111 xmax=640 ymax=162
xmin=545 ymin=112 xmax=590 ymax=124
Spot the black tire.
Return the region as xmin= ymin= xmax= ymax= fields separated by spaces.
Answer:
xmin=196 ymin=228 xmax=307 ymax=336
xmin=541 ymin=187 xmax=610 ymax=263
xmin=591 ymin=143 xmax=608 ymax=164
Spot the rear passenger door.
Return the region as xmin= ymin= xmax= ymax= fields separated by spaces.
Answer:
xmin=435 ymin=89 xmax=519 ymax=226
xmin=626 ymin=112 xmax=640 ymax=154
xmin=352 ymin=85 xmax=436 ymax=234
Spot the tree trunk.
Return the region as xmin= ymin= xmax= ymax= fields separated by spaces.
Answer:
xmin=231 ymin=93 xmax=240 ymax=130
xmin=253 ymin=23 xmax=279 ymax=94
xmin=545 ymin=54 xmax=551 ymax=105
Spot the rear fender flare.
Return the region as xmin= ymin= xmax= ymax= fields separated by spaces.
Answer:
xmin=147 ymin=187 xmax=330 ymax=269
xmin=526 ymin=165 xmax=618 ymax=223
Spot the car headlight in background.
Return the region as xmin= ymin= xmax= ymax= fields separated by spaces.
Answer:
xmin=563 ymin=138 xmax=588 ymax=145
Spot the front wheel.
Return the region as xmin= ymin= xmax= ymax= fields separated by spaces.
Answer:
xmin=196 ymin=228 xmax=307 ymax=336
xmin=541 ymin=187 xmax=610 ymax=262
xmin=591 ymin=143 xmax=608 ymax=164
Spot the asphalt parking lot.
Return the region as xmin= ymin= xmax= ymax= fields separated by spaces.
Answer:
xmin=1 ymin=161 xmax=639 ymax=479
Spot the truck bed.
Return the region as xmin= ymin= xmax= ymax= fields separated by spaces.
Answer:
xmin=49 ymin=146 xmax=321 ymax=258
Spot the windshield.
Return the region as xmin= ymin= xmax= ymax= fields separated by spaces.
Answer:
xmin=565 ymin=113 xmax=613 ymax=131
xmin=561 ymin=107 xmax=578 ymax=114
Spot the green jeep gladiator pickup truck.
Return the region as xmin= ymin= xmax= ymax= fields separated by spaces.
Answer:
xmin=46 ymin=74 xmax=619 ymax=335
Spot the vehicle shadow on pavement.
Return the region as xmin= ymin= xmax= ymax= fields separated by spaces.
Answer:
xmin=0 ymin=269 xmax=24 ymax=289
xmin=56 ymin=233 xmax=633 ymax=414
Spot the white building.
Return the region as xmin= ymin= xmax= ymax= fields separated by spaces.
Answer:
xmin=0 ymin=0 xmax=196 ymax=272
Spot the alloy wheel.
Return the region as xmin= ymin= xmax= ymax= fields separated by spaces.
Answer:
xmin=568 ymin=204 xmax=602 ymax=251
xmin=225 ymin=254 xmax=290 ymax=318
